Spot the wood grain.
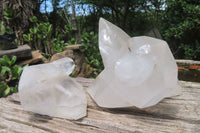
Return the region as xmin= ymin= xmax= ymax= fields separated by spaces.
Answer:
xmin=0 ymin=45 xmax=32 ymax=60
xmin=0 ymin=78 xmax=199 ymax=133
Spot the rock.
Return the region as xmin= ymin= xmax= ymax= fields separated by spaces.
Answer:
xmin=87 ymin=18 xmax=181 ymax=109
xmin=18 ymin=57 xmax=87 ymax=120
xmin=18 ymin=50 xmax=47 ymax=66
xmin=0 ymin=45 xmax=32 ymax=60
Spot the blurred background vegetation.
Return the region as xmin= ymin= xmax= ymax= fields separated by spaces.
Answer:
xmin=0 ymin=0 xmax=199 ymax=97
xmin=0 ymin=0 xmax=199 ymax=63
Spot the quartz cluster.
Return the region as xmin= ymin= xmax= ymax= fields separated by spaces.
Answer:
xmin=87 ymin=18 xmax=181 ymax=108
xmin=18 ymin=57 xmax=87 ymax=120
xmin=19 ymin=18 xmax=181 ymax=120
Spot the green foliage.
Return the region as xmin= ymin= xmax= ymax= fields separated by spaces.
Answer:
xmin=52 ymin=24 xmax=75 ymax=53
xmin=29 ymin=16 xmax=38 ymax=23
xmin=81 ymin=32 xmax=104 ymax=77
xmin=0 ymin=21 xmax=13 ymax=35
xmin=64 ymin=24 xmax=73 ymax=35
xmin=3 ymin=8 xmax=16 ymax=21
xmin=37 ymin=22 xmax=52 ymax=35
xmin=162 ymin=0 xmax=200 ymax=59
xmin=2 ymin=0 xmax=200 ymax=63
xmin=52 ymin=38 xmax=68 ymax=53
xmin=67 ymin=38 xmax=77 ymax=45
xmin=23 ymin=16 xmax=74 ymax=57
xmin=23 ymin=33 xmax=33 ymax=42
xmin=23 ymin=16 xmax=54 ymax=56
xmin=179 ymin=41 xmax=200 ymax=59
xmin=0 ymin=55 xmax=27 ymax=97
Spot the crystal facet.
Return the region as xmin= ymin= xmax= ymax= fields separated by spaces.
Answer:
xmin=87 ymin=18 xmax=181 ymax=108
xmin=19 ymin=57 xmax=87 ymax=120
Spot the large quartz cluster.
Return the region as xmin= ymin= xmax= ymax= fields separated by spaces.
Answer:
xmin=18 ymin=57 xmax=87 ymax=120
xmin=87 ymin=18 xmax=181 ymax=108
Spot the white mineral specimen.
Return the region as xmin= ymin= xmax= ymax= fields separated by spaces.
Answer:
xmin=18 ymin=57 xmax=87 ymax=120
xmin=87 ymin=18 xmax=181 ymax=108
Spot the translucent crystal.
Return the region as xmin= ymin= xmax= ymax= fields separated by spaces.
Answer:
xmin=87 ymin=18 xmax=181 ymax=108
xmin=19 ymin=57 xmax=87 ymax=120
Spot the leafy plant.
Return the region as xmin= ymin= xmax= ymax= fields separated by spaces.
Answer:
xmin=0 ymin=55 xmax=27 ymax=97
xmin=52 ymin=38 xmax=68 ymax=53
xmin=64 ymin=24 xmax=73 ymax=38
xmin=23 ymin=16 xmax=77 ymax=57
xmin=179 ymin=40 xmax=200 ymax=59
xmin=29 ymin=16 xmax=38 ymax=23
xmin=0 ymin=21 xmax=13 ymax=35
xmin=80 ymin=32 xmax=104 ymax=77
xmin=67 ymin=38 xmax=77 ymax=45
xmin=23 ymin=16 xmax=54 ymax=56
xmin=162 ymin=0 xmax=200 ymax=59
xmin=3 ymin=7 xmax=20 ymax=22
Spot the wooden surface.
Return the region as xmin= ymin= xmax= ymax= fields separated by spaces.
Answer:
xmin=0 ymin=78 xmax=199 ymax=133
xmin=0 ymin=45 xmax=32 ymax=59
xmin=17 ymin=50 xmax=47 ymax=66
xmin=176 ymin=59 xmax=200 ymax=66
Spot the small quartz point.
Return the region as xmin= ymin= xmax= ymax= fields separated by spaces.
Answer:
xmin=87 ymin=18 xmax=181 ymax=108
xmin=19 ymin=57 xmax=87 ymax=120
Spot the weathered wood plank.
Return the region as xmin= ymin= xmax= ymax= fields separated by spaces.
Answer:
xmin=0 ymin=78 xmax=199 ymax=133
xmin=176 ymin=60 xmax=200 ymax=66
xmin=17 ymin=50 xmax=47 ymax=66
xmin=0 ymin=45 xmax=32 ymax=60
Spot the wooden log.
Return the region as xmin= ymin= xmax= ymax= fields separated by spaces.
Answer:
xmin=63 ymin=44 xmax=83 ymax=51
xmin=176 ymin=59 xmax=200 ymax=66
xmin=17 ymin=50 xmax=47 ymax=66
xmin=0 ymin=78 xmax=199 ymax=133
xmin=0 ymin=45 xmax=32 ymax=60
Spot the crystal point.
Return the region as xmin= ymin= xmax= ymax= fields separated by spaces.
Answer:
xmin=19 ymin=57 xmax=87 ymax=120
xmin=87 ymin=18 xmax=181 ymax=108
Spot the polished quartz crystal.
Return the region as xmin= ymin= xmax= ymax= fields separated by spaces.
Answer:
xmin=19 ymin=57 xmax=87 ymax=120
xmin=87 ymin=18 xmax=181 ymax=108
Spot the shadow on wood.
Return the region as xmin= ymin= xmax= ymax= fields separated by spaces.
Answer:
xmin=0 ymin=78 xmax=199 ymax=132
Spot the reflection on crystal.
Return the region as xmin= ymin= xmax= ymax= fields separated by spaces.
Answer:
xmin=19 ymin=57 xmax=87 ymax=120
xmin=136 ymin=44 xmax=151 ymax=55
xmin=87 ymin=18 xmax=181 ymax=108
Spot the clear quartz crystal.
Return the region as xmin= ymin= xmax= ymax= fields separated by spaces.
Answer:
xmin=18 ymin=57 xmax=87 ymax=120
xmin=87 ymin=18 xmax=181 ymax=108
